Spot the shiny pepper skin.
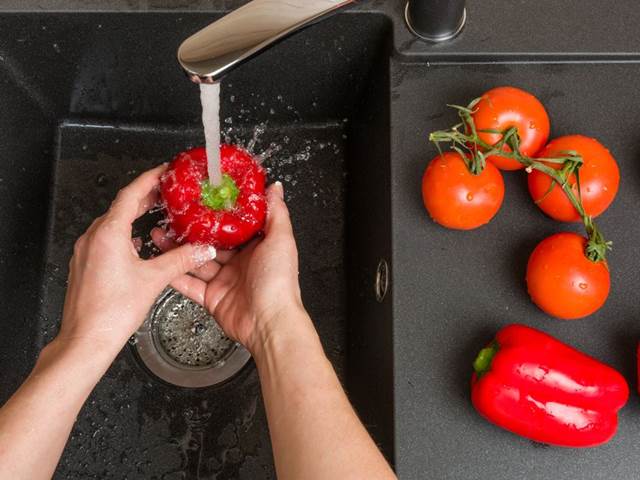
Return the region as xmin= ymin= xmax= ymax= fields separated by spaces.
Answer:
xmin=471 ymin=324 xmax=628 ymax=447
xmin=160 ymin=145 xmax=266 ymax=250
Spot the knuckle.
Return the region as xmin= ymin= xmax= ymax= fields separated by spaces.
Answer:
xmin=92 ymin=227 xmax=111 ymax=245
xmin=111 ymin=188 xmax=130 ymax=208
xmin=177 ymin=251 xmax=191 ymax=274
xmin=73 ymin=235 xmax=85 ymax=255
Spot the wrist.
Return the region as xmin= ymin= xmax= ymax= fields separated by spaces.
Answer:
xmin=249 ymin=303 xmax=321 ymax=362
xmin=39 ymin=336 xmax=118 ymax=376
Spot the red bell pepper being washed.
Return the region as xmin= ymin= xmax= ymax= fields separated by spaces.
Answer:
xmin=160 ymin=145 xmax=266 ymax=250
xmin=471 ymin=324 xmax=628 ymax=447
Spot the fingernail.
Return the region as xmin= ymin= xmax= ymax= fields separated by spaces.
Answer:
xmin=192 ymin=244 xmax=217 ymax=267
xmin=274 ymin=181 xmax=284 ymax=199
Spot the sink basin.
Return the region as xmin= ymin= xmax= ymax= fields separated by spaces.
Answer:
xmin=3 ymin=2 xmax=640 ymax=480
xmin=0 ymin=10 xmax=393 ymax=479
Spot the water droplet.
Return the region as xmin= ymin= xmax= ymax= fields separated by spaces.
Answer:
xmin=578 ymin=282 xmax=588 ymax=290
xmin=529 ymin=121 xmax=536 ymax=129
xmin=466 ymin=193 xmax=474 ymax=201
xmin=96 ymin=173 xmax=108 ymax=186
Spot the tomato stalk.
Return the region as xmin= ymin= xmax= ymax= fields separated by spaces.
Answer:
xmin=429 ymin=100 xmax=611 ymax=263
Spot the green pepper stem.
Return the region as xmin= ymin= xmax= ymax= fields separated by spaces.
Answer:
xmin=473 ymin=342 xmax=499 ymax=377
xmin=201 ymin=173 xmax=239 ymax=211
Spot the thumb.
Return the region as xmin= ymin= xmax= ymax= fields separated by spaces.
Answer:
xmin=264 ymin=181 xmax=293 ymax=238
xmin=148 ymin=242 xmax=217 ymax=285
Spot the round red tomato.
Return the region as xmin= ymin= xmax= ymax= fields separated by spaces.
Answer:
xmin=528 ymin=135 xmax=619 ymax=222
xmin=526 ymin=232 xmax=610 ymax=319
xmin=422 ymin=151 xmax=505 ymax=230
xmin=160 ymin=145 xmax=266 ymax=249
xmin=472 ymin=86 xmax=550 ymax=171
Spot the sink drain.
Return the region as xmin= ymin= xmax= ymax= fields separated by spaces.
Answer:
xmin=134 ymin=288 xmax=251 ymax=388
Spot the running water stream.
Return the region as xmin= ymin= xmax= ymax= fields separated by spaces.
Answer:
xmin=200 ymin=83 xmax=222 ymax=186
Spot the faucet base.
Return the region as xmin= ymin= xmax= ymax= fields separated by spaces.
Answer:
xmin=405 ymin=2 xmax=466 ymax=43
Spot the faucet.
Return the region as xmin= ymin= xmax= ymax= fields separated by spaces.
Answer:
xmin=178 ymin=0 xmax=466 ymax=84
xmin=405 ymin=0 xmax=466 ymax=42
xmin=178 ymin=0 xmax=354 ymax=84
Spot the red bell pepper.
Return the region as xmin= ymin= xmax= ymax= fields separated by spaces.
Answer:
xmin=471 ymin=324 xmax=628 ymax=447
xmin=160 ymin=145 xmax=266 ymax=250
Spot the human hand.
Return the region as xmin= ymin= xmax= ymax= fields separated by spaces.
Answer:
xmin=151 ymin=181 xmax=307 ymax=355
xmin=56 ymin=164 xmax=218 ymax=359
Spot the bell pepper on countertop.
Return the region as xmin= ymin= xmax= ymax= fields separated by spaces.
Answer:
xmin=471 ymin=324 xmax=628 ymax=447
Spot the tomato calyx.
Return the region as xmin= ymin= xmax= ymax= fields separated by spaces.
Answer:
xmin=429 ymin=97 xmax=611 ymax=263
xmin=200 ymin=173 xmax=240 ymax=211
xmin=527 ymin=160 xmax=611 ymax=263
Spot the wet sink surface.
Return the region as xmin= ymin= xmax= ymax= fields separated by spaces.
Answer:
xmin=3 ymin=4 xmax=640 ymax=480
xmin=45 ymin=121 xmax=348 ymax=478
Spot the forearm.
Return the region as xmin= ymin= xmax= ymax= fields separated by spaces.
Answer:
xmin=0 ymin=338 xmax=113 ymax=479
xmin=253 ymin=308 xmax=395 ymax=480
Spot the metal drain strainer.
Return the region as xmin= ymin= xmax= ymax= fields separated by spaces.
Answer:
xmin=134 ymin=288 xmax=251 ymax=388
xmin=155 ymin=294 xmax=235 ymax=367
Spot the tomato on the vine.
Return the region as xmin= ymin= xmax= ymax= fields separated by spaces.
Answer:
xmin=472 ymin=86 xmax=550 ymax=171
xmin=421 ymin=151 xmax=504 ymax=230
xmin=526 ymin=232 xmax=610 ymax=319
xmin=528 ymin=135 xmax=620 ymax=222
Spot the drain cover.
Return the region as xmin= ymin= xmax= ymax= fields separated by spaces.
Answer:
xmin=155 ymin=293 xmax=235 ymax=367
xmin=134 ymin=288 xmax=251 ymax=388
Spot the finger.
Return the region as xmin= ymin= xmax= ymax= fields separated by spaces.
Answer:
xmin=264 ymin=181 xmax=294 ymax=238
xmin=131 ymin=236 xmax=143 ymax=253
xmin=151 ymin=227 xmax=227 ymax=281
xmin=152 ymin=227 xmax=237 ymax=265
xmin=151 ymin=227 xmax=178 ymax=252
xmin=109 ymin=164 xmax=168 ymax=225
xmin=171 ymin=274 xmax=207 ymax=306
xmin=214 ymin=250 xmax=237 ymax=264
xmin=147 ymin=242 xmax=217 ymax=287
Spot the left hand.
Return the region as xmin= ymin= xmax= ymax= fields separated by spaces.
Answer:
xmin=55 ymin=164 xmax=218 ymax=359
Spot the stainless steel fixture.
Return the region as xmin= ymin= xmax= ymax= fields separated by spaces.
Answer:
xmin=135 ymin=288 xmax=251 ymax=388
xmin=178 ymin=0 xmax=354 ymax=83
xmin=405 ymin=0 xmax=466 ymax=42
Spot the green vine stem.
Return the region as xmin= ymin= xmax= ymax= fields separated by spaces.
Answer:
xmin=429 ymin=100 xmax=611 ymax=263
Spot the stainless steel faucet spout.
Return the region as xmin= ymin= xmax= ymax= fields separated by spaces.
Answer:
xmin=178 ymin=0 xmax=354 ymax=84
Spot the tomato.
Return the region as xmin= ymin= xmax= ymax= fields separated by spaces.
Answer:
xmin=472 ymin=86 xmax=550 ymax=171
xmin=528 ymin=135 xmax=620 ymax=222
xmin=421 ymin=151 xmax=505 ymax=230
xmin=526 ymin=232 xmax=610 ymax=319
xmin=160 ymin=145 xmax=266 ymax=249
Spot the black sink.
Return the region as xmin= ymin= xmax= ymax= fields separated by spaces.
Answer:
xmin=0 ymin=10 xmax=393 ymax=479
xmin=3 ymin=2 xmax=640 ymax=480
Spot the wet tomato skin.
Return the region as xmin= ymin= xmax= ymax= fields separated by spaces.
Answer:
xmin=528 ymin=135 xmax=620 ymax=222
xmin=160 ymin=145 xmax=266 ymax=250
xmin=421 ymin=151 xmax=505 ymax=230
xmin=473 ymin=86 xmax=550 ymax=171
xmin=526 ymin=232 xmax=610 ymax=319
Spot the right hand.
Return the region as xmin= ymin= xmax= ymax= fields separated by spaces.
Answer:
xmin=152 ymin=182 xmax=305 ymax=354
